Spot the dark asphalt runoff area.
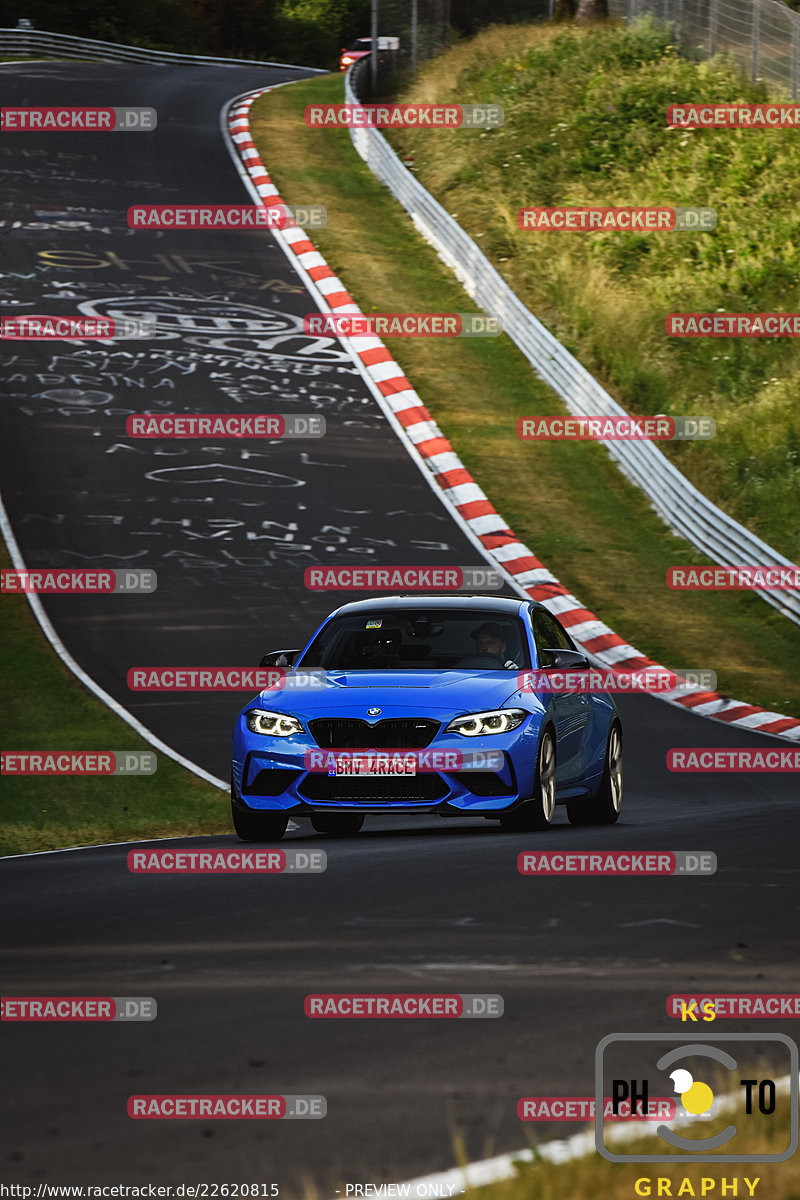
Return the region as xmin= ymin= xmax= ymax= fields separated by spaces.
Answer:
xmin=1 ymin=63 xmax=799 ymax=1193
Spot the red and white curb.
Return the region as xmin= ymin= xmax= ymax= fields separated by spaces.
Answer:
xmin=225 ymin=90 xmax=800 ymax=745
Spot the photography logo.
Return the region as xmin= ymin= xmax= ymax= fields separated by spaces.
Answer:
xmin=595 ymin=1033 xmax=798 ymax=1162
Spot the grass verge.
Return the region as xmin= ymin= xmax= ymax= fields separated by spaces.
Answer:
xmin=0 ymin=537 xmax=228 ymax=857
xmin=464 ymin=1100 xmax=798 ymax=1200
xmin=389 ymin=18 xmax=800 ymax=557
xmin=249 ymin=73 xmax=800 ymax=717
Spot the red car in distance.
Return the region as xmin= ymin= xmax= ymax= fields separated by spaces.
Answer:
xmin=339 ymin=36 xmax=399 ymax=71
xmin=340 ymin=37 xmax=373 ymax=70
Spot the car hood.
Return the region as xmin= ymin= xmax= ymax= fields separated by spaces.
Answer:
xmin=248 ymin=669 xmax=533 ymax=718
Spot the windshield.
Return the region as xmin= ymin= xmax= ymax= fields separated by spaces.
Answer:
xmin=349 ymin=39 xmax=372 ymax=50
xmin=297 ymin=609 xmax=530 ymax=671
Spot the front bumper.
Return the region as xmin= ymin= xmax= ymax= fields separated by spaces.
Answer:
xmin=232 ymin=718 xmax=542 ymax=815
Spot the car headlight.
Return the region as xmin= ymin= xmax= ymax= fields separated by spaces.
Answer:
xmin=445 ymin=708 xmax=527 ymax=737
xmin=246 ymin=709 xmax=304 ymax=737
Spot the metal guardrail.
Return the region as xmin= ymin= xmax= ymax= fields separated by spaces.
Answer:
xmin=0 ymin=27 xmax=325 ymax=71
xmin=346 ymin=61 xmax=800 ymax=626
xmin=609 ymin=0 xmax=800 ymax=100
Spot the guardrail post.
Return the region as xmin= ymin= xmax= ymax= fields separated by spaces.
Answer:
xmin=709 ymin=0 xmax=718 ymax=54
xmin=411 ymin=0 xmax=418 ymax=74
xmin=370 ymin=0 xmax=378 ymax=96
xmin=751 ymin=0 xmax=760 ymax=82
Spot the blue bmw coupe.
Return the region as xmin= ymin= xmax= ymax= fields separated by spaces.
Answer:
xmin=231 ymin=595 xmax=622 ymax=840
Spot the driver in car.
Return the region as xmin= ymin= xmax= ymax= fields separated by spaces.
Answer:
xmin=365 ymin=629 xmax=402 ymax=666
xmin=470 ymin=621 xmax=519 ymax=668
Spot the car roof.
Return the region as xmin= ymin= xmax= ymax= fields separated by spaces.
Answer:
xmin=329 ymin=594 xmax=540 ymax=617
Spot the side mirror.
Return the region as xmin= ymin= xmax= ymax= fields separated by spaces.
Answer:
xmin=259 ymin=649 xmax=300 ymax=669
xmin=540 ymin=648 xmax=590 ymax=670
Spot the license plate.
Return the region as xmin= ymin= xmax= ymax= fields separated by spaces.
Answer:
xmin=333 ymin=755 xmax=417 ymax=776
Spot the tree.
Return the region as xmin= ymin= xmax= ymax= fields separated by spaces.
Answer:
xmin=576 ymin=0 xmax=609 ymax=19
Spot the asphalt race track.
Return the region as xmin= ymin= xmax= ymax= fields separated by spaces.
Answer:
xmin=1 ymin=64 xmax=799 ymax=1193
xmin=0 ymin=62 xmax=487 ymax=778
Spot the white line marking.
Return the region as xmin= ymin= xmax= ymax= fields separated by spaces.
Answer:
xmin=0 ymin=493 xmax=227 ymax=791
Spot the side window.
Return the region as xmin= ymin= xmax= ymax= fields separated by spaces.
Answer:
xmin=549 ymin=613 xmax=576 ymax=652
xmin=531 ymin=609 xmax=574 ymax=665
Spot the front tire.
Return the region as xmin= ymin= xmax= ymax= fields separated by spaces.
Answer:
xmin=310 ymin=814 xmax=365 ymax=836
xmin=500 ymin=728 xmax=556 ymax=832
xmin=231 ymin=799 xmax=288 ymax=842
xmin=567 ymin=722 xmax=622 ymax=826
